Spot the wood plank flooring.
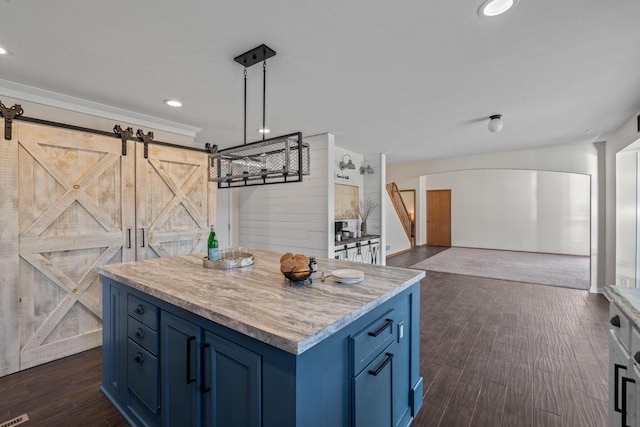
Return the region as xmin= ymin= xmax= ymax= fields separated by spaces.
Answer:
xmin=0 ymin=245 xmax=609 ymax=426
xmin=388 ymin=246 xmax=610 ymax=427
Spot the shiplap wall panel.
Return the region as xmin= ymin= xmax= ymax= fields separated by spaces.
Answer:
xmin=0 ymin=120 xmax=20 ymax=376
xmin=237 ymin=135 xmax=330 ymax=257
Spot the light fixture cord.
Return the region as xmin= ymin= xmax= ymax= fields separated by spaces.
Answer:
xmin=263 ymin=60 xmax=266 ymax=140
xmin=244 ymin=68 xmax=247 ymax=145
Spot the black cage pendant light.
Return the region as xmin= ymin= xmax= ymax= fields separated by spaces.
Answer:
xmin=208 ymin=44 xmax=310 ymax=188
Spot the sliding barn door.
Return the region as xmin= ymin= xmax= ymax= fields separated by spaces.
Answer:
xmin=15 ymin=122 xmax=135 ymax=371
xmin=135 ymin=143 xmax=214 ymax=260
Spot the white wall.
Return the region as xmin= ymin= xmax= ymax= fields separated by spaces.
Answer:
xmin=231 ymin=134 xmax=333 ymax=258
xmin=388 ymin=142 xmax=603 ymax=291
xmin=616 ymin=149 xmax=639 ymax=286
xmin=363 ymin=153 xmax=385 ymax=264
xmin=425 ymin=169 xmax=590 ymax=256
xmin=606 ymin=113 xmax=640 ymax=290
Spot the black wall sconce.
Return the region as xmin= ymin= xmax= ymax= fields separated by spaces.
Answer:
xmin=339 ymin=154 xmax=356 ymax=170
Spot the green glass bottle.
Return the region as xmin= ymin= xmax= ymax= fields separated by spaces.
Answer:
xmin=208 ymin=225 xmax=219 ymax=261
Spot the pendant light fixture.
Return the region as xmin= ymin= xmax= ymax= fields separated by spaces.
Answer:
xmin=488 ymin=114 xmax=504 ymax=132
xmin=208 ymin=44 xmax=310 ymax=188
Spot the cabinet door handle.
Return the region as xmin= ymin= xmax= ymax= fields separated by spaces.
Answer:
xmin=614 ymin=363 xmax=627 ymax=413
xmin=622 ymin=376 xmax=635 ymax=427
xmin=134 ymin=353 xmax=144 ymax=364
xmin=611 ymin=315 xmax=621 ymax=327
xmin=135 ymin=328 xmax=144 ymax=338
xmin=127 ymin=228 xmax=132 ymax=249
xmin=635 ymin=352 xmax=640 ymax=364
xmin=140 ymin=228 xmax=146 ymax=247
xmin=135 ymin=304 xmax=144 ymax=314
xmin=368 ymin=353 xmax=393 ymax=376
xmin=200 ymin=343 xmax=211 ymax=394
xmin=368 ymin=319 xmax=393 ymax=337
xmin=186 ymin=336 xmax=196 ymax=384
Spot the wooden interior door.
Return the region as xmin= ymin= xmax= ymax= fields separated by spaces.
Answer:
xmin=136 ymin=143 xmax=214 ymax=260
xmin=15 ymin=122 xmax=135 ymax=371
xmin=427 ymin=190 xmax=451 ymax=247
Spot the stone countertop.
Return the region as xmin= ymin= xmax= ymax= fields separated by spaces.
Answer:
xmin=97 ymin=249 xmax=424 ymax=355
xmin=605 ymin=286 xmax=640 ymax=327
xmin=335 ymin=234 xmax=381 ymax=246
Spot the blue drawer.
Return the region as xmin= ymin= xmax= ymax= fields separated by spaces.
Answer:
xmin=128 ymin=316 xmax=158 ymax=355
xmin=127 ymin=338 xmax=159 ymax=413
xmin=127 ymin=294 xmax=158 ymax=330
xmin=351 ymin=309 xmax=396 ymax=375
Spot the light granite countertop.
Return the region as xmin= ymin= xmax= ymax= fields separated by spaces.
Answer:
xmin=97 ymin=249 xmax=425 ymax=355
xmin=605 ymin=286 xmax=640 ymax=327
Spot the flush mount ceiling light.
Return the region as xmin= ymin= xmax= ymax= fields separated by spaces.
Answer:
xmin=164 ymin=99 xmax=182 ymax=107
xmin=478 ymin=0 xmax=518 ymax=17
xmin=488 ymin=114 xmax=504 ymax=132
xmin=208 ymin=44 xmax=309 ymax=188
xmin=339 ymin=154 xmax=356 ymax=170
xmin=0 ymin=46 xmax=7 ymax=55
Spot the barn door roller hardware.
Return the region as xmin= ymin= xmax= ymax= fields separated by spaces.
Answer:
xmin=0 ymin=102 xmax=24 ymax=140
xmin=208 ymin=44 xmax=310 ymax=188
xmin=113 ymin=125 xmax=134 ymax=155
xmin=136 ymin=129 xmax=154 ymax=158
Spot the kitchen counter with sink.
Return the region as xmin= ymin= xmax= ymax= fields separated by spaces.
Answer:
xmin=97 ymin=249 xmax=424 ymax=427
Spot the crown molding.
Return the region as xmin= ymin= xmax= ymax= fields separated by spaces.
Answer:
xmin=0 ymin=79 xmax=201 ymax=137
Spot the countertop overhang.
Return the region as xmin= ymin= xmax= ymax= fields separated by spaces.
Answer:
xmin=605 ymin=286 xmax=640 ymax=327
xmin=97 ymin=249 xmax=424 ymax=355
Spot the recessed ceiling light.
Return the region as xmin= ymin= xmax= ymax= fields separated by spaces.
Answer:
xmin=257 ymin=128 xmax=270 ymax=134
xmin=164 ymin=99 xmax=182 ymax=107
xmin=478 ymin=0 xmax=518 ymax=17
xmin=0 ymin=46 xmax=7 ymax=55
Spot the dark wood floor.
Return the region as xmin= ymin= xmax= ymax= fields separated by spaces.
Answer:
xmin=390 ymin=246 xmax=610 ymax=427
xmin=0 ymin=245 xmax=609 ymax=427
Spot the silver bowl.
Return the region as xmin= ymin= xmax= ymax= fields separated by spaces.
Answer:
xmin=203 ymin=250 xmax=254 ymax=270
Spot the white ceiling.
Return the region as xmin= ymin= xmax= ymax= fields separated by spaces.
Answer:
xmin=0 ymin=0 xmax=638 ymax=163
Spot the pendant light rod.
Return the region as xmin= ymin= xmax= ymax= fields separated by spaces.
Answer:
xmin=263 ymin=60 xmax=266 ymax=140
xmin=243 ymin=68 xmax=247 ymax=145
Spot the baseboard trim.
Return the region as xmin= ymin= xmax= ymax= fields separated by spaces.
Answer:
xmin=386 ymin=247 xmax=414 ymax=258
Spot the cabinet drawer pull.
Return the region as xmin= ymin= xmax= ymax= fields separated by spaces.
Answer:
xmin=135 ymin=328 xmax=144 ymax=338
xmin=186 ymin=336 xmax=196 ymax=384
xmin=611 ymin=315 xmax=621 ymax=327
xmin=368 ymin=353 xmax=393 ymax=376
xmin=368 ymin=319 xmax=393 ymax=337
xmin=201 ymin=343 xmax=211 ymax=394
xmin=134 ymin=353 xmax=144 ymax=364
xmin=614 ymin=363 xmax=627 ymax=413
xmin=135 ymin=304 xmax=145 ymax=315
xmin=622 ymin=376 xmax=635 ymax=427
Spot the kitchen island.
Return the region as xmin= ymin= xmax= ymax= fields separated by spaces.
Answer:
xmin=97 ymin=249 xmax=424 ymax=427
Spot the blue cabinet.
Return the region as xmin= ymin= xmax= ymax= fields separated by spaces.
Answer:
xmin=101 ymin=276 xmax=422 ymax=427
xmin=160 ymin=312 xmax=261 ymax=427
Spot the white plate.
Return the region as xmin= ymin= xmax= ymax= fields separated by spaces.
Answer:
xmin=331 ymin=269 xmax=364 ymax=284
xmin=332 ymin=269 xmax=364 ymax=280
xmin=334 ymin=276 xmax=364 ymax=285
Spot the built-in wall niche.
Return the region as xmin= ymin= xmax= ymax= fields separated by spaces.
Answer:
xmin=335 ymin=184 xmax=359 ymax=219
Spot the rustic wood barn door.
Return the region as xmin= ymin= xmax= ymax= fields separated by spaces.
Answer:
xmin=135 ymin=143 xmax=214 ymax=260
xmin=16 ymin=122 xmax=135 ymax=370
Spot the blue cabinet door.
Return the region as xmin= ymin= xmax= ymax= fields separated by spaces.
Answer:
xmin=353 ymin=350 xmax=394 ymax=427
xmin=202 ymin=330 xmax=261 ymax=427
xmin=160 ymin=311 xmax=201 ymax=427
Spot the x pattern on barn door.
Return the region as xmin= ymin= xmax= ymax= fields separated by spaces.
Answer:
xmin=136 ymin=143 xmax=210 ymax=260
xmin=16 ymin=123 xmax=134 ymax=370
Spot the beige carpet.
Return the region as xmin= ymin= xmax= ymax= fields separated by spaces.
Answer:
xmin=411 ymin=247 xmax=590 ymax=290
